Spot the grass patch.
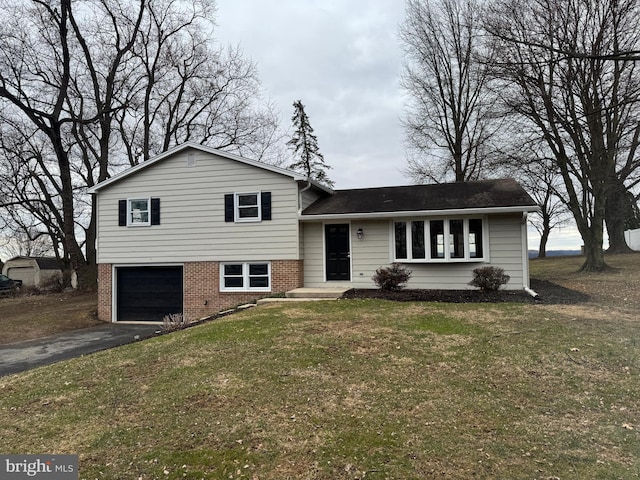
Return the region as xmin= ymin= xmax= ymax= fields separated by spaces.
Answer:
xmin=0 ymin=290 xmax=100 ymax=344
xmin=1 ymin=296 xmax=639 ymax=479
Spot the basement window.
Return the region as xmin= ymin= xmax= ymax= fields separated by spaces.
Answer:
xmin=220 ymin=262 xmax=271 ymax=292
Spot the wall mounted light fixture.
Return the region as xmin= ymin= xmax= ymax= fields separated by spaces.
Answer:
xmin=357 ymin=228 xmax=364 ymax=239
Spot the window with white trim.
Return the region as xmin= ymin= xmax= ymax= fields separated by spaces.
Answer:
xmin=220 ymin=262 xmax=271 ymax=292
xmin=128 ymin=198 xmax=150 ymax=226
xmin=393 ymin=217 xmax=486 ymax=262
xmin=235 ymin=193 xmax=261 ymax=221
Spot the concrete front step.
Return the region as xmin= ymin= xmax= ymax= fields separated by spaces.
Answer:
xmin=255 ymin=287 xmax=351 ymax=305
xmin=256 ymin=297 xmax=337 ymax=305
xmin=285 ymin=287 xmax=351 ymax=299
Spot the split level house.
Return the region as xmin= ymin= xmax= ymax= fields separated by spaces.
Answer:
xmin=88 ymin=142 xmax=539 ymax=322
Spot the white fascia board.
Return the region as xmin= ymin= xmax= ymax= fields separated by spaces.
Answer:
xmin=299 ymin=205 xmax=540 ymax=221
xmin=88 ymin=142 xmax=306 ymax=194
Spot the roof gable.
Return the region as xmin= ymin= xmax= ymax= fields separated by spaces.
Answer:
xmin=88 ymin=143 xmax=331 ymax=194
xmin=301 ymin=178 xmax=538 ymax=217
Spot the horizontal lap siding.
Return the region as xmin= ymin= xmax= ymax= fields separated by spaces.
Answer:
xmin=97 ymin=149 xmax=300 ymax=263
xmin=409 ymin=214 xmax=525 ymax=290
xmin=302 ymin=222 xmax=325 ymax=286
xmin=488 ymin=214 xmax=525 ymax=288
xmin=350 ymin=220 xmax=391 ymax=288
xmin=302 ymin=215 xmax=526 ymax=291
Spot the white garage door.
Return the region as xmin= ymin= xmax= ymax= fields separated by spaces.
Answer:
xmin=7 ymin=267 xmax=36 ymax=287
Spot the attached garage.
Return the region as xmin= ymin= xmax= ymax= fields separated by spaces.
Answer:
xmin=116 ymin=266 xmax=183 ymax=322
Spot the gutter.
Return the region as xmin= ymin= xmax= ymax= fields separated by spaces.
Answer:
xmin=299 ymin=205 xmax=539 ymax=221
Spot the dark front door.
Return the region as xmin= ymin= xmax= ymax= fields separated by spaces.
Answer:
xmin=116 ymin=266 xmax=183 ymax=321
xmin=325 ymin=224 xmax=351 ymax=281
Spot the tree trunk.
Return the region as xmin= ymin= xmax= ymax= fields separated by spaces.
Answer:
xmin=54 ymin=137 xmax=92 ymax=290
xmin=578 ymin=218 xmax=609 ymax=272
xmin=605 ymin=181 xmax=634 ymax=254
xmin=538 ymin=230 xmax=549 ymax=258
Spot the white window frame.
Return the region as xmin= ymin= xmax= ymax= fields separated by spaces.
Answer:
xmin=392 ymin=217 xmax=488 ymax=263
xmin=127 ymin=198 xmax=151 ymax=227
xmin=220 ymin=262 xmax=271 ymax=292
xmin=234 ymin=192 xmax=262 ymax=222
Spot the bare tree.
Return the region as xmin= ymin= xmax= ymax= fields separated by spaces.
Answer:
xmin=400 ymin=0 xmax=497 ymax=183
xmin=521 ymin=157 xmax=569 ymax=258
xmin=0 ymin=0 xmax=91 ymax=286
xmin=0 ymin=0 xmax=283 ymax=288
xmin=485 ymin=0 xmax=640 ymax=271
xmin=116 ymin=0 xmax=282 ymax=165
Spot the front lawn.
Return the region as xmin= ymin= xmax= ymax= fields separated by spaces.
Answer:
xmin=1 ymin=293 xmax=638 ymax=479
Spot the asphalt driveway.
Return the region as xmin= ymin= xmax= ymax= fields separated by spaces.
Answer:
xmin=0 ymin=323 xmax=161 ymax=377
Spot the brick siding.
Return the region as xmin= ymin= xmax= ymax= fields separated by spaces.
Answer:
xmin=97 ymin=263 xmax=112 ymax=321
xmin=96 ymin=260 xmax=304 ymax=322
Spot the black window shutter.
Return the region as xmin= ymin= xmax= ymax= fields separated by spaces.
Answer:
xmin=118 ymin=200 xmax=127 ymax=226
xmin=261 ymin=192 xmax=272 ymax=221
xmin=224 ymin=194 xmax=234 ymax=222
xmin=151 ymin=198 xmax=160 ymax=225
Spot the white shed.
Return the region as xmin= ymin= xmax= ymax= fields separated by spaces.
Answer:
xmin=624 ymin=228 xmax=640 ymax=251
xmin=1 ymin=256 xmax=77 ymax=288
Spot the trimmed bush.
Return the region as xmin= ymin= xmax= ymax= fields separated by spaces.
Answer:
xmin=372 ymin=263 xmax=412 ymax=291
xmin=469 ymin=266 xmax=510 ymax=291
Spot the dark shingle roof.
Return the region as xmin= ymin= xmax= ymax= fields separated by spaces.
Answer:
xmin=302 ymin=178 xmax=537 ymax=216
xmin=8 ymin=256 xmax=65 ymax=270
xmin=33 ymin=257 xmax=65 ymax=270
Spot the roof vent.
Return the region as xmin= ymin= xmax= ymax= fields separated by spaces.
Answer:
xmin=187 ymin=153 xmax=196 ymax=167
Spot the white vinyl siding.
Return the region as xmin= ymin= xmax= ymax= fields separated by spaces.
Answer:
xmin=302 ymin=214 xmax=526 ymax=290
xmin=96 ymin=149 xmax=300 ymax=263
xmin=301 ymin=188 xmax=322 ymax=210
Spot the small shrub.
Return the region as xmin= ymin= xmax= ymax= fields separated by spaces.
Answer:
xmin=162 ymin=312 xmax=190 ymax=332
xmin=469 ymin=266 xmax=510 ymax=291
xmin=372 ymin=263 xmax=412 ymax=291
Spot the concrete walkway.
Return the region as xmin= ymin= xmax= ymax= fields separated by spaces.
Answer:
xmin=0 ymin=323 xmax=161 ymax=377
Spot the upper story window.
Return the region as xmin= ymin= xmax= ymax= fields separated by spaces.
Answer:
xmin=393 ymin=217 xmax=486 ymax=262
xmin=235 ymin=193 xmax=261 ymax=221
xmin=224 ymin=192 xmax=272 ymax=223
xmin=118 ymin=198 xmax=160 ymax=227
xmin=128 ymin=198 xmax=150 ymax=226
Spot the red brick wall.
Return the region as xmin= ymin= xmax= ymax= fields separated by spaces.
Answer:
xmin=97 ymin=260 xmax=304 ymax=322
xmin=184 ymin=260 xmax=304 ymax=320
xmin=97 ymin=263 xmax=112 ymax=321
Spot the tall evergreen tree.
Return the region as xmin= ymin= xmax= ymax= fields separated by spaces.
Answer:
xmin=287 ymin=100 xmax=334 ymax=187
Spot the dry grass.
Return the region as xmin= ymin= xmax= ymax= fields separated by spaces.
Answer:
xmin=530 ymin=252 xmax=640 ymax=311
xmin=0 ymin=290 xmax=100 ymax=344
xmin=0 ymin=255 xmax=638 ymax=479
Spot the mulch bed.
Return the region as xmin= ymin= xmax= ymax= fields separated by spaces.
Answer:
xmin=340 ymin=278 xmax=591 ymax=305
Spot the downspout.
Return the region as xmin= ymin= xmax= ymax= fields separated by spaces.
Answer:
xmin=521 ymin=211 xmax=540 ymax=299
xmin=298 ymin=179 xmax=312 ymax=215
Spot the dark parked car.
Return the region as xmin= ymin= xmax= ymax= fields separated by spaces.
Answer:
xmin=0 ymin=274 xmax=22 ymax=292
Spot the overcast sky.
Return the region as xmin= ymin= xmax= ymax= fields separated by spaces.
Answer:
xmin=215 ymin=0 xmax=408 ymax=190
xmin=214 ymin=1 xmax=584 ymax=251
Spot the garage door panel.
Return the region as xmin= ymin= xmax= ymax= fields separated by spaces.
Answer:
xmin=7 ymin=267 xmax=36 ymax=287
xmin=116 ymin=266 xmax=183 ymax=322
